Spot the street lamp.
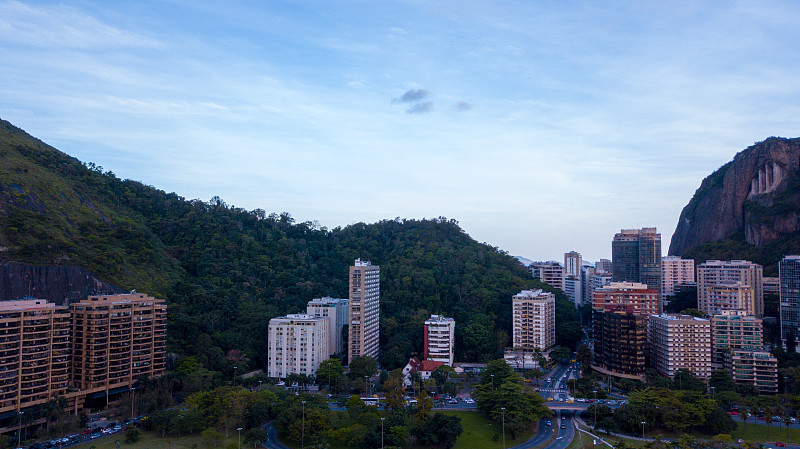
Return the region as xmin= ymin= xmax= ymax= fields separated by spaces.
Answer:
xmin=381 ymin=417 xmax=385 ymax=449
xmin=18 ymin=411 xmax=24 ymax=447
xmin=178 ymin=415 xmax=183 ymax=437
xmin=301 ymin=400 xmax=306 ymax=449
xmin=237 ymin=427 xmax=243 ymax=449
xmin=709 ymin=386 xmax=715 ymax=400
xmin=491 ymin=374 xmax=495 ymax=391
xmin=640 ymin=421 xmax=646 ymax=439
xmin=501 ymin=407 xmax=506 ymax=449
xmin=592 ymin=390 xmax=598 ymax=428
xmin=131 ymin=387 xmax=136 ymax=419
xmin=233 ymin=366 xmax=238 ymax=386
xmin=258 ymin=380 xmax=263 ymax=391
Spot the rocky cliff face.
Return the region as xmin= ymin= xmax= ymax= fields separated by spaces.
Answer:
xmin=0 ymin=260 xmax=120 ymax=305
xmin=669 ymin=137 xmax=800 ymax=256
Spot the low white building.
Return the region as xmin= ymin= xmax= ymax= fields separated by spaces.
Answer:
xmin=307 ymin=296 xmax=348 ymax=356
xmin=268 ymin=314 xmax=329 ymax=379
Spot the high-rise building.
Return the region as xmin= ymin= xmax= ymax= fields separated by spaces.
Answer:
xmin=71 ymin=294 xmax=167 ymax=396
xmin=564 ymin=251 xmax=582 ymax=278
xmin=780 ymin=255 xmax=800 ymax=346
xmin=306 ymin=297 xmax=348 ymax=356
xmin=0 ymin=300 xmax=71 ymax=415
xmin=711 ymin=311 xmax=763 ymax=367
xmin=592 ymin=282 xmax=659 ymax=316
xmin=512 ymin=289 xmax=556 ymax=351
xmin=267 ymin=314 xmax=329 ymax=378
xmin=612 ymin=228 xmax=662 ymax=299
xmin=530 ymin=262 xmax=564 ymax=291
xmin=661 ymin=256 xmax=695 ymax=297
xmin=582 ymin=266 xmax=596 ymax=307
xmin=424 ymin=315 xmax=455 ymax=366
xmin=564 ymin=276 xmax=582 ymax=307
xmin=697 ymin=260 xmax=763 ymax=317
xmin=725 ymin=350 xmax=778 ymax=394
xmin=596 ymin=259 xmax=613 ymax=274
xmin=592 ymin=310 xmax=647 ymax=379
xmin=348 ymin=259 xmax=380 ymax=362
xmin=648 ymin=314 xmax=712 ymax=379
xmin=763 ymin=277 xmax=780 ymax=296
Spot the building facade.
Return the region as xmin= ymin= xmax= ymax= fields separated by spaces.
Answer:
xmin=592 ymin=282 xmax=660 ymax=316
xmin=306 ymin=297 xmax=348 ymax=356
xmin=267 ymin=314 xmax=329 ymax=378
xmin=648 ymin=314 xmax=712 ymax=379
xmin=512 ymin=289 xmax=555 ymax=351
xmin=661 ymin=256 xmax=695 ymax=297
xmin=710 ymin=311 xmax=763 ymax=367
xmin=348 ymin=259 xmax=380 ymax=362
xmin=423 ymin=315 xmax=455 ymax=366
xmin=71 ymin=294 xmax=167 ymax=396
xmin=592 ymin=309 xmax=647 ymax=378
xmin=0 ymin=300 xmax=71 ymax=415
xmin=697 ymin=260 xmax=764 ymax=317
xmin=726 ymin=350 xmax=778 ymax=394
xmin=780 ymin=255 xmax=800 ymax=346
xmin=530 ymin=262 xmax=564 ymax=291
xmin=612 ymin=228 xmax=662 ymax=299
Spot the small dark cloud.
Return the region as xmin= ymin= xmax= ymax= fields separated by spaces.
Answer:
xmin=455 ymin=101 xmax=472 ymax=111
xmin=407 ymin=101 xmax=433 ymax=114
xmin=393 ymin=88 xmax=430 ymax=104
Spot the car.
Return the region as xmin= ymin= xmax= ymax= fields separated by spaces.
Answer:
xmin=465 ymin=398 xmax=475 ymax=404
xmin=729 ymin=411 xmax=738 ymax=415
xmin=561 ymin=424 xmax=566 ymax=429
xmin=776 ymin=443 xmax=786 ymax=447
xmin=447 ymin=399 xmax=458 ymax=404
xmin=546 ymin=421 xmax=552 ymax=426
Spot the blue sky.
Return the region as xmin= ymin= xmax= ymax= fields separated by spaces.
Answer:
xmin=2 ymin=1 xmax=800 ymax=262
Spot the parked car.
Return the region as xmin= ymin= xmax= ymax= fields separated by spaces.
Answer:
xmin=464 ymin=398 xmax=475 ymax=404
xmin=775 ymin=442 xmax=786 ymax=447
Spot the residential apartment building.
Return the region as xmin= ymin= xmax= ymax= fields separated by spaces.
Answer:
xmin=726 ymin=350 xmax=778 ymax=394
xmin=564 ymin=276 xmax=582 ymax=307
xmin=306 ymin=297 xmax=348 ymax=356
xmin=512 ymin=289 xmax=555 ymax=351
xmin=710 ymin=311 xmax=763 ymax=366
xmin=267 ymin=314 xmax=329 ymax=378
xmin=780 ymin=255 xmax=800 ymax=346
xmin=596 ymin=259 xmax=612 ymax=274
xmin=423 ymin=315 xmax=455 ymax=366
xmin=592 ymin=282 xmax=659 ymax=316
xmin=763 ymin=277 xmax=780 ymax=296
xmin=592 ymin=309 xmax=647 ymax=379
xmin=661 ymin=256 xmax=695 ymax=297
xmin=0 ymin=300 xmax=71 ymax=415
xmin=71 ymin=294 xmax=167 ymax=397
xmin=564 ymin=252 xmax=582 ymax=278
xmin=348 ymin=259 xmax=380 ymax=362
xmin=697 ymin=260 xmax=763 ymax=317
xmin=648 ymin=314 xmax=712 ymax=379
xmin=612 ymin=227 xmax=662 ymax=299
xmin=582 ymin=266 xmax=596 ymax=307
xmin=530 ymin=262 xmax=564 ymax=291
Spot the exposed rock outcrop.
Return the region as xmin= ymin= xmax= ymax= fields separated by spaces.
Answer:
xmin=669 ymin=137 xmax=800 ymax=256
xmin=0 ymin=260 xmax=120 ymax=305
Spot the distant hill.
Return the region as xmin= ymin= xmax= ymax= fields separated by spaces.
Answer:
xmin=0 ymin=118 xmax=577 ymax=371
xmin=669 ymin=137 xmax=800 ymax=275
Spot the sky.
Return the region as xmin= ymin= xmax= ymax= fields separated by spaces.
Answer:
xmin=2 ymin=1 xmax=800 ymax=262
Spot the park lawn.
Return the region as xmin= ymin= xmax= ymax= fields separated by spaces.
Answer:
xmin=70 ymin=431 xmax=237 ymax=449
xmin=439 ymin=411 xmax=538 ymax=449
xmin=731 ymin=422 xmax=800 ymax=443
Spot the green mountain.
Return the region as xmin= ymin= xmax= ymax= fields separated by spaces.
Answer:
xmin=0 ymin=118 xmax=574 ymax=371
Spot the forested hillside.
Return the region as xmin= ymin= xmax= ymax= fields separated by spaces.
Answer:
xmin=0 ymin=118 xmax=578 ymax=373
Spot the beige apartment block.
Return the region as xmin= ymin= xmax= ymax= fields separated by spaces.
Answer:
xmin=348 ymin=259 xmax=380 ymax=362
xmin=512 ymin=289 xmax=555 ymax=351
xmin=71 ymin=294 xmax=167 ymax=396
xmin=697 ymin=260 xmax=763 ymax=317
xmin=648 ymin=314 xmax=712 ymax=379
xmin=710 ymin=311 xmax=763 ymax=367
xmin=267 ymin=314 xmax=329 ymax=378
xmin=726 ymin=350 xmax=778 ymax=394
xmin=530 ymin=262 xmax=564 ymax=291
xmin=661 ymin=256 xmax=695 ymax=297
xmin=592 ymin=282 xmax=659 ymax=316
xmin=0 ymin=300 xmax=71 ymax=415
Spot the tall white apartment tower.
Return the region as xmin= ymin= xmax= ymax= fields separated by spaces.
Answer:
xmin=424 ymin=315 xmax=455 ymax=366
xmin=348 ymin=259 xmax=380 ymax=362
xmin=648 ymin=314 xmax=712 ymax=379
xmin=661 ymin=256 xmax=695 ymax=297
xmin=512 ymin=289 xmax=556 ymax=350
xmin=697 ymin=260 xmax=763 ymax=317
xmin=267 ymin=314 xmax=329 ymax=378
xmin=307 ymin=297 xmax=348 ymax=356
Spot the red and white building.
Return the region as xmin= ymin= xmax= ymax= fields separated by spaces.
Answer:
xmin=424 ymin=315 xmax=455 ymax=366
xmin=402 ymin=357 xmax=444 ymax=387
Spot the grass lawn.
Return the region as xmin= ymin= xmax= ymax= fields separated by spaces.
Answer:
xmin=71 ymin=431 xmax=234 ymax=449
xmin=731 ymin=422 xmax=800 ymax=443
xmin=440 ymin=411 xmax=539 ymax=449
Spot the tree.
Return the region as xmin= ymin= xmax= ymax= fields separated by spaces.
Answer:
xmin=316 ymin=358 xmax=344 ymax=389
xmin=431 ymin=365 xmax=455 ymax=387
xmin=124 ymin=428 xmax=141 ymax=444
xmin=348 ymin=356 xmax=378 ymax=380
xmin=673 ymin=369 xmax=706 ymax=392
xmin=550 ymin=346 xmax=572 ymax=363
xmin=576 ymin=343 xmax=592 ymax=372
xmin=384 ymin=369 xmax=407 ymax=414
xmin=242 ymin=428 xmax=267 ymax=448
xmin=201 ymin=427 xmax=224 ymax=448
xmin=709 ymin=370 xmax=737 ymax=393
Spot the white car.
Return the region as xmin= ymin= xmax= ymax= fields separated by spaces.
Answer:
xmin=464 ymin=398 xmax=475 ymax=404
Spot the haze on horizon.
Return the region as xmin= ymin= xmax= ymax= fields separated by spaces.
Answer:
xmin=2 ymin=1 xmax=800 ymax=263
